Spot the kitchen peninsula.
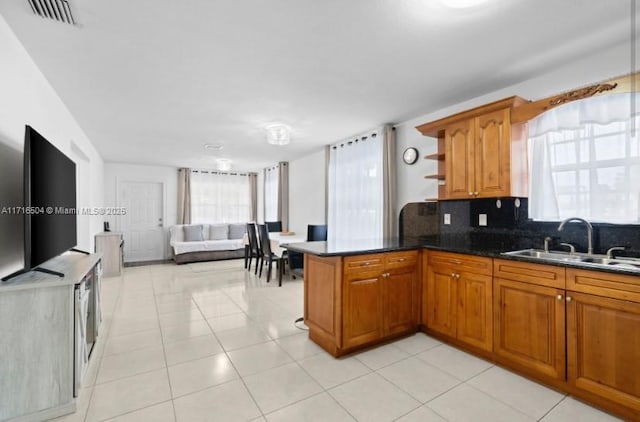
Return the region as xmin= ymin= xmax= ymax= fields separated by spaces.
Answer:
xmin=288 ymin=238 xmax=426 ymax=357
xmin=289 ymin=236 xmax=640 ymax=421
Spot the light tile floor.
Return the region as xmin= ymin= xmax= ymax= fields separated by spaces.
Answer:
xmin=52 ymin=259 xmax=624 ymax=422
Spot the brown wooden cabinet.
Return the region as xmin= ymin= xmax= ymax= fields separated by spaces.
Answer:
xmin=492 ymin=261 xmax=640 ymax=419
xmin=444 ymin=119 xmax=474 ymax=199
xmin=565 ymin=269 xmax=640 ymax=416
xmin=444 ymin=108 xmax=519 ymax=199
xmin=343 ymin=264 xmax=384 ymax=349
xmin=416 ymin=96 xmax=529 ymax=200
xmin=384 ymin=265 xmax=418 ymax=336
xmin=424 ymin=251 xmax=493 ymax=352
xmin=493 ymin=259 xmax=566 ymax=381
xmin=305 ymin=250 xmax=419 ymax=356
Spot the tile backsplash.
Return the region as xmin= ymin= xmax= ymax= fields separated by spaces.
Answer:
xmin=400 ymin=199 xmax=640 ymax=256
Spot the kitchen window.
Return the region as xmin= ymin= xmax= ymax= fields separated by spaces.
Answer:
xmin=528 ymin=93 xmax=640 ymax=224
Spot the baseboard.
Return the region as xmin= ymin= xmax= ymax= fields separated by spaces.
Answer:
xmin=124 ymin=259 xmax=173 ymax=267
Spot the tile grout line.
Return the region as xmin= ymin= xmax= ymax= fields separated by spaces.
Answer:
xmin=95 ymin=268 xmax=169 ymax=422
xmin=150 ymin=269 xmax=180 ymax=422
xmin=199 ymin=270 xmax=271 ymax=420
xmin=536 ymin=394 xmax=570 ymax=421
xmin=82 ymin=272 xmax=126 ymax=422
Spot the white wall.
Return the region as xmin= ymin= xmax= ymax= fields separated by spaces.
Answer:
xmin=288 ymin=148 xmax=327 ymax=235
xmin=103 ymin=162 xmax=178 ymax=259
xmin=394 ymin=42 xmax=636 ymax=220
xmin=0 ymin=15 xmax=103 ymax=276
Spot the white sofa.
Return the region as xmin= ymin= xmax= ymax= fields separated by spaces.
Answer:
xmin=169 ymin=223 xmax=246 ymax=264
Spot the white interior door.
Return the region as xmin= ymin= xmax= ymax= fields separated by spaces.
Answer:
xmin=118 ymin=181 xmax=165 ymax=262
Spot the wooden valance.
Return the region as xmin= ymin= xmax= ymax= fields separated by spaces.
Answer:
xmin=416 ymin=72 xmax=640 ymax=136
xmin=511 ymin=72 xmax=640 ymax=123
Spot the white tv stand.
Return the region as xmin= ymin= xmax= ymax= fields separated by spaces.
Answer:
xmin=0 ymin=252 xmax=102 ymax=422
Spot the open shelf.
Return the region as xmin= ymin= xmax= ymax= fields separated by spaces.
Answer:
xmin=424 ymin=153 xmax=445 ymax=161
xmin=424 ymin=174 xmax=445 ymax=180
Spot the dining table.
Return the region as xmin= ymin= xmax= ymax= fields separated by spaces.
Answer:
xmin=243 ymin=231 xmax=307 ymax=257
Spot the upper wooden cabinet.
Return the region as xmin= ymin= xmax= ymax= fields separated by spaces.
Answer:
xmin=417 ymin=96 xmax=529 ymax=200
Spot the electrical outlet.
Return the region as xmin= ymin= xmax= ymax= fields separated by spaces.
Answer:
xmin=444 ymin=213 xmax=451 ymax=225
xmin=479 ymin=214 xmax=488 ymax=226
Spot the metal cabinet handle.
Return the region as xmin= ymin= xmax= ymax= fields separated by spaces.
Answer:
xmin=474 ymin=191 xmax=479 ymax=196
xmin=556 ymin=294 xmax=563 ymax=301
xmin=566 ymin=296 xmax=573 ymax=302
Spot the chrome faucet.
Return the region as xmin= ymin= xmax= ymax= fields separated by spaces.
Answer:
xmin=557 ymin=217 xmax=593 ymax=255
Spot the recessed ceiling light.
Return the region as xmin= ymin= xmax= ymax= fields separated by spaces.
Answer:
xmin=216 ymin=158 xmax=231 ymax=171
xmin=265 ymin=124 xmax=291 ymax=146
xmin=437 ymin=0 xmax=490 ymax=8
xmin=204 ymin=143 xmax=223 ymax=151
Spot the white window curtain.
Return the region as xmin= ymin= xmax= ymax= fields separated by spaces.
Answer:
xmin=264 ymin=165 xmax=279 ymax=222
xmin=529 ymin=93 xmax=640 ymax=224
xmin=328 ymin=129 xmax=385 ymax=240
xmin=190 ymin=170 xmax=251 ymax=223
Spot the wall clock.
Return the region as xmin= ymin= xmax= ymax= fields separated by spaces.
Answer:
xmin=403 ymin=147 xmax=419 ymax=165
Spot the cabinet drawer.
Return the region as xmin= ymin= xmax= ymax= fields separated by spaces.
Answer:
xmin=428 ymin=251 xmax=492 ymax=276
xmin=344 ymin=254 xmax=384 ymax=275
xmin=494 ymin=259 xmax=565 ymax=289
xmin=567 ymin=268 xmax=640 ymax=303
xmin=385 ymin=250 xmax=418 ymax=270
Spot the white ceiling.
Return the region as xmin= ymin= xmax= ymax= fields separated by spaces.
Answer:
xmin=0 ymin=0 xmax=637 ymax=171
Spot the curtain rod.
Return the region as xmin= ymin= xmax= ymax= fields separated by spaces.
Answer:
xmin=190 ymin=169 xmax=255 ymax=177
xmin=331 ymin=126 xmax=395 ymax=149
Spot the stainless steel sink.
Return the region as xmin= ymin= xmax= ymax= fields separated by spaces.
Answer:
xmin=501 ymin=249 xmax=583 ymax=262
xmin=502 ymin=249 xmax=640 ymax=272
xmin=580 ymin=256 xmax=640 ymax=269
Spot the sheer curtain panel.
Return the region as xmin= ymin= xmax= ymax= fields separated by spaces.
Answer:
xmin=328 ymin=128 xmax=390 ymax=241
xmin=528 ymin=93 xmax=640 ymax=224
xmin=177 ymin=168 xmax=191 ymax=224
xmin=277 ymin=162 xmax=289 ymax=231
xmin=249 ymin=172 xmax=258 ymax=222
xmin=190 ymin=170 xmax=251 ymax=224
xmin=264 ymin=165 xmax=279 ymax=222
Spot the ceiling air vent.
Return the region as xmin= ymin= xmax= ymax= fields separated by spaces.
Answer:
xmin=27 ymin=0 xmax=75 ymax=25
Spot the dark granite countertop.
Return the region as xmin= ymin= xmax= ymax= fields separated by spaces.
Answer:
xmin=286 ymin=234 xmax=640 ymax=277
xmin=286 ymin=237 xmax=427 ymax=257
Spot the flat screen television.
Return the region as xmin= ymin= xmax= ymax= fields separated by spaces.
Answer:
xmin=23 ymin=125 xmax=77 ymax=274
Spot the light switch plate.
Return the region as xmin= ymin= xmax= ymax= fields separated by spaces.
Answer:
xmin=444 ymin=213 xmax=451 ymax=225
xmin=479 ymin=214 xmax=487 ymax=226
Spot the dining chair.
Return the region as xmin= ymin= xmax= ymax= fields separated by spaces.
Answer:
xmin=265 ymin=221 xmax=283 ymax=232
xmin=307 ymin=224 xmax=328 ymax=241
xmin=289 ymin=224 xmax=328 ymax=279
xmin=245 ymin=223 xmax=261 ymax=274
xmin=258 ymin=224 xmax=285 ymax=286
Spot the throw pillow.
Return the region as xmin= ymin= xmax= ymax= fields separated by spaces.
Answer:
xmin=228 ymin=223 xmax=246 ymax=240
xmin=183 ymin=225 xmax=204 ymax=242
xmin=210 ymin=224 xmax=229 ymax=240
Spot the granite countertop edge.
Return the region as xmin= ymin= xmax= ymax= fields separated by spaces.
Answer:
xmin=286 ymin=239 xmax=640 ymax=277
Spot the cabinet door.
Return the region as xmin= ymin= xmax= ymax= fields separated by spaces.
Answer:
xmin=384 ymin=269 xmax=416 ymax=336
xmin=444 ymin=119 xmax=474 ymax=199
xmin=457 ymin=271 xmax=493 ymax=352
xmin=474 ymin=109 xmax=511 ymax=197
xmin=425 ymin=264 xmax=457 ymax=338
xmin=494 ymin=278 xmax=566 ymax=380
xmin=342 ymin=273 xmax=383 ymax=349
xmin=567 ymin=292 xmax=640 ymax=413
